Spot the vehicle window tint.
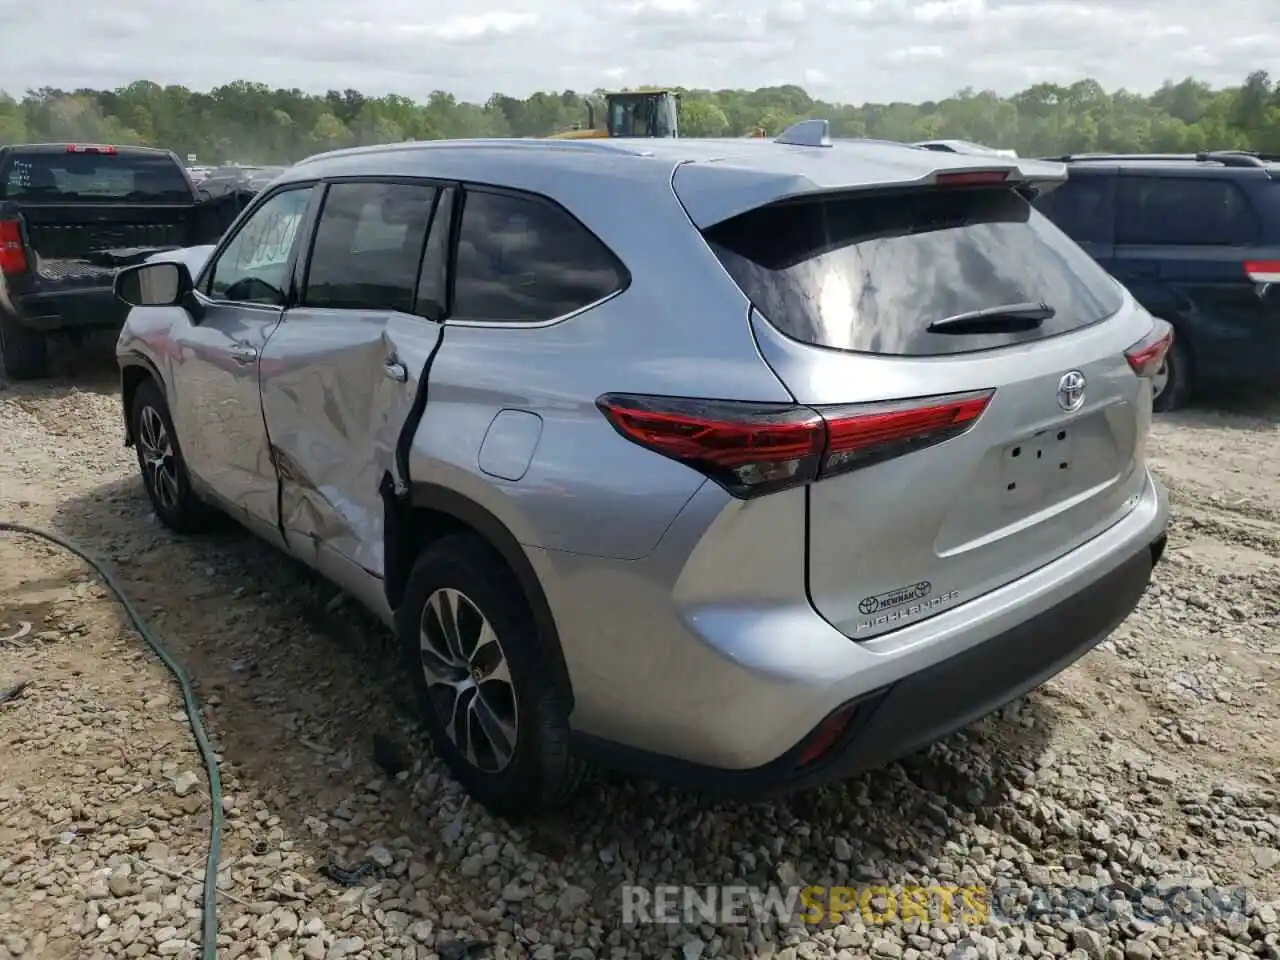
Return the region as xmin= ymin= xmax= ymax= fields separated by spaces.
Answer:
xmin=705 ymin=187 xmax=1124 ymax=358
xmin=1116 ymin=177 xmax=1258 ymax=246
xmin=0 ymin=151 xmax=192 ymax=203
xmin=416 ymin=187 xmax=454 ymax=322
xmin=452 ymin=189 xmax=624 ymax=322
xmin=205 ymin=187 xmax=313 ymax=306
xmin=1035 ymin=176 xmax=1113 ymax=244
xmin=303 ymin=181 xmax=437 ymax=314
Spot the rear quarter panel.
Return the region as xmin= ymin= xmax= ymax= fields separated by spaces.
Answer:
xmin=407 ymin=170 xmax=791 ymax=560
xmin=1130 ymin=243 xmax=1280 ymax=385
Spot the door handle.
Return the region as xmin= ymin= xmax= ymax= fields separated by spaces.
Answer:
xmin=229 ymin=344 xmax=258 ymax=365
xmin=383 ymin=358 xmax=408 ymax=383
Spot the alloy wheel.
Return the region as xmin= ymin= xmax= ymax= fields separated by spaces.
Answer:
xmin=138 ymin=405 xmax=180 ymax=511
xmin=419 ymin=587 xmax=519 ymax=772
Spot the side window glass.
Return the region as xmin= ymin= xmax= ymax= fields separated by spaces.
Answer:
xmin=1117 ymin=177 xmax=1259 ymax=246
xmin=205 ymin=187 xmax=312 ymax=305
xmin=452 ymin=189 xmax=624 ymax=323
xmin=303 ymin=181 xmax=437 ymax=314
xmin=416 ymin=187 xmax=454 ymax=322
xmin=1038 ymin=177 xmax=1113 ymax=244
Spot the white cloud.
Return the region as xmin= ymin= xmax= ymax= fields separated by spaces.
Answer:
xmin=429 ymin=12 xmax=540 ymax=41
xmin=911 ymin=0 xmax=985 ymax=25
xmin=0 ymin=0 xmax=1274 ymax=103
xmin=629 ymin=0 xmax=702 ymax=12
xmin=886 ymin=45 xmax=946 ymax=63
xmin=772 ymin=1 xmax=808 ymax=24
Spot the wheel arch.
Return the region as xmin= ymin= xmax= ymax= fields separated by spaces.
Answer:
xmin=119 ymin=353 xmax=164 ymax=446
xmin=383 ymin=478 xmax=575 ymax=712
xmin=1152 ymin=314 xmax=1194 ymax=411
xmin=1165 ymin=316 xmax=1194 ymax=367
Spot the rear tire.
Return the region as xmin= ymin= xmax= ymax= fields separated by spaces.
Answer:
xmin=397 ymin=533 xmax=585 ymax=819
xmin=0 ymin=315 xmax=50 ymax=380
xmin=129 ymin=378 xmax=214 ymax=533
xmin=1151 ymin=332 xmax=1191 ymax=413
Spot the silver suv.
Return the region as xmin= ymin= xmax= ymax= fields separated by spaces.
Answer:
xmin=112 ymin=125 xmax=1171 ymax=817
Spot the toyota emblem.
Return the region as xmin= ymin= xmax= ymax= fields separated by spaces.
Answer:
xmin=1057 ymin=370 xmax=1086 ymax=412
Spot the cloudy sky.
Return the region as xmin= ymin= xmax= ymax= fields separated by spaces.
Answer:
xmin=0 ymin=0 xmax=1276 ymax=103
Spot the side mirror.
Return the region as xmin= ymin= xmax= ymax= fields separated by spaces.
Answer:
xmin=114 ymin=261 xmax=194 ymax=308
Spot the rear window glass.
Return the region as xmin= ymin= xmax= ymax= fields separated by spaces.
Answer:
xmin=1 ymin=151 xmax=192 ymax=203
xmin=705 ymin=187 xmax=1124 ymax=357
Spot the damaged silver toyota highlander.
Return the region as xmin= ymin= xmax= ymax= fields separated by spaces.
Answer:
xmin=112 ymin=123 xmax=1171 ymax=817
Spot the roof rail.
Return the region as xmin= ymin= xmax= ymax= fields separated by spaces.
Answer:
xmin=1195 ymin=150 xmax=1267 ymax=167
xmin=775 ymin=119 xmax=831 ymax=148
xmin=1044 ymin=152 xmax=1189 ymax=163
xmin=295 ymin=136 xmax=653 ymax=167
xmin=1045 ymin=151 xmax=1270 ymax=168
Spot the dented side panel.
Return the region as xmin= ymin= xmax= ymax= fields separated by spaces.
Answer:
xmin=258 ymin=306 xmax=441 ymax=578
xmin=165 ymin=299 xmax=285 ymax=527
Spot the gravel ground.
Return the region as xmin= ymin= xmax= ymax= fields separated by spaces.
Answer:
xmin=1 ymin=353 xmax=1278 ymax=960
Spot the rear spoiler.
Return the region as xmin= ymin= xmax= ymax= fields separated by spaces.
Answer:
xmin=674 ymin=120 xmax=1068 ymax=227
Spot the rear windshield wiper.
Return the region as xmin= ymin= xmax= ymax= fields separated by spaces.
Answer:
xmin=927 ymin=301 xmax=1056 ymax=334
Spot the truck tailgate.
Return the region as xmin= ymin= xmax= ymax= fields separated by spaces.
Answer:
xmin=16 ymin=203 xmax=193 ymax=282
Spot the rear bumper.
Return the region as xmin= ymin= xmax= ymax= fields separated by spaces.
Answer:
xmin=562 ymin=468 xmax=1168 ymax=797
xmin=2 ymin=285 xmax=124 ymax=332
xmin=577 ymin=533 xmax=1161 ymax=799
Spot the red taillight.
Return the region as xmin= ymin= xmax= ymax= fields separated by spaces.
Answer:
xmin=0 ymin=219 xmax=26 ymax=275
xmin=596 ymin=395 xmax=825 ymax=498
xmin=596 ymin=389 xmax=994 ymax=499
xmin=935 ymin=170 xmax=1010 ymax=187
xmin=1245 ymin=259 xmax=1280 ymax=283
xmin=1125 ymin=320 xmax=1174 ymax=378
xmin=65 ymin=143 xmax=116 ymax=154
xmin=823 ymin=391 xmax=993 ymax=475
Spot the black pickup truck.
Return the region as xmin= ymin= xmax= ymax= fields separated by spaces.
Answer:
xmin=0 ymin=143 xmax=251 ymax=379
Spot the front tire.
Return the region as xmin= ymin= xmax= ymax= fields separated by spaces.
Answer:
xmin=396 ymin=533 xmax=584 ymax=818
xmin=0 ymin=314 xmax=50 ymax=381
xmin=129 ymin=378 xmax=212 ymax=532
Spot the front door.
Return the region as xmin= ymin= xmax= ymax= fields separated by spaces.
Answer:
xmin=259 ymin=179 xmax=448 ymax=581
xmin=168 ymin=184 xmax=317 ymax=531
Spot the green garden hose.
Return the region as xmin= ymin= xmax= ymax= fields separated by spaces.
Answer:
xmin=0 ymin=521 xmax=222 ymax=960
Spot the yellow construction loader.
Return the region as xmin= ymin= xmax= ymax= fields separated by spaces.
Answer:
xmin=550 ymin=90 xmax=681 ymax=139
xmin=547 ymin=89 xmax=770 ymax=140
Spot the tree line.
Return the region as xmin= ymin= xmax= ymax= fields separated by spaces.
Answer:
xmin=1 ymin=71 xmax=1278 ymax=165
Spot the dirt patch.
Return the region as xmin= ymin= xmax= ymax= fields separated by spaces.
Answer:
xmin=2 ymin=358 xmax=1278 ymax=960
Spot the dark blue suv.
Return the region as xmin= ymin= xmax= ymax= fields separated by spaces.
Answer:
xmin=1033 ymin=151 xmax=1280 ymax=410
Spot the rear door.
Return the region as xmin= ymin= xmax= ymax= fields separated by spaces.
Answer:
xmin=702 ymin=183 xmax=1158 ymax=640
xmin=1115 ymin=171 xmax=1280 ymax=382
xmin=260 ymin=178 xmax=447 ymax=579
